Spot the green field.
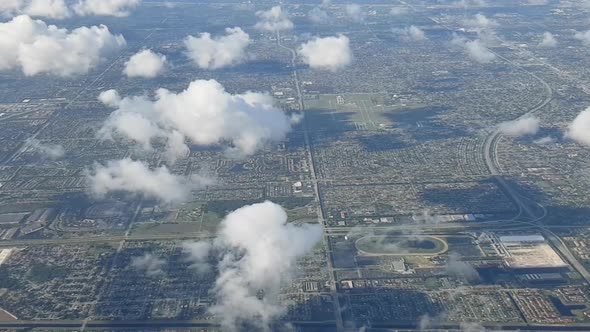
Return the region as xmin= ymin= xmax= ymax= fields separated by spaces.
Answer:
xmin=304 ymin=94 xmax=428 ymax=132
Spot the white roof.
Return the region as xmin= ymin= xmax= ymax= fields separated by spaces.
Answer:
xmin=500 ymin=235 xmax=545 ymax=244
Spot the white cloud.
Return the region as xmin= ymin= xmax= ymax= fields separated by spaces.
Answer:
xmin=193 ymin=201 xmax=324 ymax=331
xmin=123 ymin=49 xmax=166 ymax=78
xmin=254 ymin=6 xmax=293 ymax=32
xmin=297 ymin=34 xmax=352 ymax=72
xmin=571 ymin=0 xmax=590 ymax=9
xmin=25 ymin=0 xmax=69 ymax=19
xmin=418 ymin=313 xmax=447 ymax=331
xmin=464 ymin=13 xmax=498 ymax=31
xmin=2 ymin=0 xmax=139 ymax=18
xmin=445 ymin=253 xmax=480 ymax=281
xmin=308 ymin=7 xmax=329 ymax=23
xmin=345 ymin=4 xmax=364 ymax=22
xmin=182 ymin=241 xmax=212 ymax=274
xmin=408 ymin=26 xmax=427 ymax=41
xmin=464 ymin=40 xmax=495 ymax=63
xmin=534 ymin=136 xmax=555 ymax=145
xmin=497 ymin=116 xmax=541 ymax=137
xmin=98 ymin=96 xmax=165 ymax=151
xmin=459 ymin=322 xmax=487 ymax=332
xmin=394 ymin=25 xmax=427 ymax=41
xmin=184 ymin=27 xmax=250 ymax=70
xmin=0 ymin=15 xmax=125 ymax=76
xmin=73 ymin=0 xmax=140 ymax=17
xmin=130 ymin=253 xmax=165 ymax=276
xmin=453 ymin=0 xmax=487 ymax=7
xmin=575 ymin=30 xmax=590 ymax=46
xmin=86 ymin=158 xmax=212 ymax=204
xmin=98 ymin=79 xmax=294 ymax=161
xmin=25 ymin=137 xmax=65 ymax=159
xmin=0 ymin=0 xmax=21 ymax=14
xmin=390 ymin=6 xmax=408 ymax=15
xmin=1 ymin=0 xmax=70 ymax=19
xmin=452 ymin=35 xmax=495 ymax=63
xmin=539 ymin=32 xmax=557 ymax=48
xmin=566 ymin=107 xmax=590 ymax=146
xmin=98 ymin=89 xmax=121 ymax=107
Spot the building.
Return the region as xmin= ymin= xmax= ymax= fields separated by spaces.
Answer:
xmin=495 ymin=234 xmax=568 ymax=270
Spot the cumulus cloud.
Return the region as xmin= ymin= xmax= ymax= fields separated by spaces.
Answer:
xmin=184 ymin=27 xmax=250 ymax=70
xmin=73 ymin=0 xmax=140 ymax=17
xmin=2 ymin=0 xmax=140 ymax=18
xmin=459 ymin=322 xmax=487 ymax=332
xmin=464 ymin=13 xmax=498 ymax=31
xmin=534 ymin=136 xmax=556 ymax=145
xmin=445 ymin=253 xmax=480 ymax=282
xmin=98 ymin=89 xmax=121 ymax=107
xmin=572 ymin=0 xmax=590 ymax=9
xmin=182 ymin=241 xmax=212 ymax=274
xmin=186 ymin=201 xmax=323 ymax=331
xmin=497 ymin=116 xmax=541 ymax=137
xmin=297 ymin=34 xmax=352 ymax=72
xmin=0 ymin=0 xmax=20 ymax=14
xmin=124 ymin=49 xmax=166 ymax=78
xmin=566 ymin=107 xmax=590 ymax=146
xmin=130 ymin=253 xmax=165 ymax=276
xmin=454 ymin=0 xmax=487 ymax=7
xmin=86 ymin=158 xmax=212 ymax=204
xmin=575 ymin=30 xmax=590 ymax=46
xmin=25 ymin=137 xmax=65 ymax=159
xmin=0 ymin=15 xmax=125 ymax=76
xmin=345 ymin=4 xmax=364 ymax=22
xmin=418 ymin=312 xmax=448 ymax=331
xmin=98 ymin=79 xmax=294 ymax=161
xmin=539 ymin=31 xmax=557 ymax=48
xmin=390 ymin=6 xmax=408 ymax=15
xmin=26 ymin=0 xmax=69 ymax=19
xmin=464 ymin=39 xmax=495 ymax=63
xmin=254 ymin=6 xmax=293 ymax=32
xmin=0 ymin=0 xmax=70 ymax=19
xmin=526 ymin=0 xmax=548 ymax=4
xmin=308 ymin=7 xmax=329 ymax=23
xmin=452 ymin=35 xmax=496 ymax=63
xmin=394 ymin=25 xmax=427 ymax=41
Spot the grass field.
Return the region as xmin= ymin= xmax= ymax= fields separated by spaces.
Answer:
xmin=305 ymin=94 xmax=392 ymax=131
xmin=305 ymin=93 xmax=435 ymax=134
xmin=130 ymin=222 xmax=203 ymax=236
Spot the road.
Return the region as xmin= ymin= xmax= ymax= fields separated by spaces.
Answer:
xmin=0 ymin=232 xmax=211 ymax=248
xmin=1 ymin=318 xmax=590 ymax=331
xmin=418 ymin=14 xmax=590 ymax=285
xmin=276 ymin=31 xmax=345 ymax=332
xmin=480 ymin=43 xmax=590 ymax=284
xmin=3 ymin=219 xmax=590 ymax=249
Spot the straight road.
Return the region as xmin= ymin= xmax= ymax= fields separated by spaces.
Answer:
xmin=276 ymin=31 xmax=345 ymax=332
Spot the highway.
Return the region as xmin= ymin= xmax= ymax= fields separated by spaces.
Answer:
xmin=1 ymin=318 xmax=590 ymax=331
xmin=2 ymin=220 xmax=589 ymax=249
xmin=481 ymin=48 xmax=590 ymax=284
xmin=420 ymin=14 xmax=590 ymax=285
xmin=0 ymin=232 xmax=212 ymax=248
xmin=276 ymin=31 xmax=345 ymax=332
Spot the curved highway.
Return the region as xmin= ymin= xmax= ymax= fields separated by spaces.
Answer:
xmin=481 ymin=50 xmax=590 ymax=284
